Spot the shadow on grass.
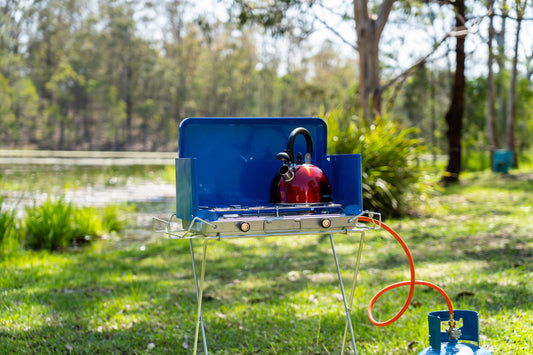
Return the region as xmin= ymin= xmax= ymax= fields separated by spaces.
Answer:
xmin=0 ymin=312 xmax=374 ymax=354
xmin=1 ymin=234 xmax=367 ymax=339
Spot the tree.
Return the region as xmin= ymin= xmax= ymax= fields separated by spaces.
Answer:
xmin=229 ymin=0 xmax=397 ymax=120
xmin=353 ymin=0 xmax=395 ymax=119
xmin=487 ymin=0 xmax=499 ymax=151
xmin=45 ymin=61 xmax=85 ymax=149
xmin=495 ymin=0 xmax=509 ymax=133
xmin=506 ymin=0 xmax=527 ymax=168
xmin=25 ymin=0 xmax=83 ymax=149
xmin=229 ymin=0 xmax=470 ymax=123
xmin=100 ymin=0 xmax=138 ymax=148
xmin=442 ymin=0 xmax=467 ymax=184
xmin=165 ymin=0 xmax=192 ymax=125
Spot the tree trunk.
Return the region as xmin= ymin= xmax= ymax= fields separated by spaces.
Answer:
xmin=353 ymin=0 xmax=395 ymax=121
xmin=495 ymin=0 xmax=508 ymax=73
xmin=168 ymin=0 xmax=186 ymax=126
xmin=442 ymin=0 xmax=466 ymax=185
xmin=495 ymin=0 xmax=508 ymax=132
xmin=507 ymin=16 xmax=523 ymax=168
xmin=122 ymin=66 xmax=133 ymax=148
xmin=356 ymin=23 xmax=381 ymax=119
xmin=487 ymin=0 xmax=499 ymax=151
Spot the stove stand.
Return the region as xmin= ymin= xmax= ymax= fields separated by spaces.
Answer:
xmin=154 ymin=211 xmax=381 ymax=355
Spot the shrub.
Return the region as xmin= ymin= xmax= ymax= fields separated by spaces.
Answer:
xmin=101 ymin=203 xmax=135 ymax=232
xmin=73 ymin=207 xmax=103 ymax=243
xmin=0 ymin=198 xmax=22 ymax=258
xmin=24 ymin=198 xmax=105 ymax=251
xmin=322 ymin=106 xmax=429 ymax=216
xmin=25 ymin=198 xmax=73 ymax=251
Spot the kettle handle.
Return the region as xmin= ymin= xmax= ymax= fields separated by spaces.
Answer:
xmin=286 ymin=127 xmax=313 ymax=164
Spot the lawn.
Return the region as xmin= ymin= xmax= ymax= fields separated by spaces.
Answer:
xmin=1 ymin=166 xmax=532 ymax=354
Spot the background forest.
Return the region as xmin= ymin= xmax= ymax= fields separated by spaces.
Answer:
xmin=1 ymin=0 xmax=532 ymax=170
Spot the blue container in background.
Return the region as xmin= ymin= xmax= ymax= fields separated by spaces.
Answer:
xmin=492 ymin=149 xmax=513 ymax=174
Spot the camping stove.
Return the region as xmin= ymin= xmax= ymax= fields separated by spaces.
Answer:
xmin=154 ymin=117 xmax=377 ymax=355
xmin=155 ymin=117 xmax=371 ymax=239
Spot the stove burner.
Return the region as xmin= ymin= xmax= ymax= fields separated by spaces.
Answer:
xmin=196 ymin=203 xmax=344 ymax=223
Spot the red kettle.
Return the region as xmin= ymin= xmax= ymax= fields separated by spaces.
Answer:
xmin=270 ymin=127 xmax=332 ymax=204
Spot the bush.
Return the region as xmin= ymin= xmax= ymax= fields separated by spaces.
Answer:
xmin=101 ymin=203 xmax=135 ymax=233
xmin=24 ymin=198 xmax=104 ymax=251
xmin=322 ymin=106 xmax=429 ymax=216
xmin=73 ymin=207 xmax=103 ymax=242
xmin=0 ymin=198 xmax=22 ymax=258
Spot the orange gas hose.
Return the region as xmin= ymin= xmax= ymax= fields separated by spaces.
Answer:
xmin=357 ymin=216 xmax=455 ymax=326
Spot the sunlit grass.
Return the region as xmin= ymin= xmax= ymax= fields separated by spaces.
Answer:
xmin=1 ymin=167 xmax=532 ymax=353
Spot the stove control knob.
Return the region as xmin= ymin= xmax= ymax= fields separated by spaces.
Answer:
xmin=321 ymin=218 xmax=332 ymax=228
xmin=239 ymin=222 xmax=251 ymax=232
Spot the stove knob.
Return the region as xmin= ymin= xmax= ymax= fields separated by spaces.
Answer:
xmin=321 ymin=218 xmax=332 ymax=228
xmin=239 ymin=222 xmax=251 ymax=232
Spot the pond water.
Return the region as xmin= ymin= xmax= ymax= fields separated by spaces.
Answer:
xmin=1 ymin=164 xmax=176 ymax=227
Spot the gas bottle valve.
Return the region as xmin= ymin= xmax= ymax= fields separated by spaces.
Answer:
xmin=446 ymin=319 xmax=462 ymax=340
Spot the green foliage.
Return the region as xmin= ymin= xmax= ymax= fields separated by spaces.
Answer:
xmin=389 ymin=66 xmax=449 ymax=155
xmin=463 ymin=75 xmax=533 ymax=171
xmin=323 ymin=106 xmax=429 ymax=215
xmin=0 ymin=198 xmax=22 ymax=259
xmin=73 ymin=207 xmax=103 ymax=242
xmin=101 ymin=204 xmax=135 ymax=233
xmin=25 ymin=198 xmax=74 ymax=251
xmin=24 ymin=198 xmax=104 ymax=251
xmin=1 ymin=0 xmax=363 ymax=151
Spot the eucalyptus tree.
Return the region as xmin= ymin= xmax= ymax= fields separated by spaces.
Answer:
xmin=494 ymin=0 xmax=509 ymax=137
xmin=526 ymin=48 xmax=533 ymax=81
xmin=487 ymin=0 xmax=499 ymax=151
xmin=0 ymin=0 xmax=40 ymax=147
xmin=164 ymin=0 xmax=194 ymax=125
xmin=227 ymin=0 xmax=471 ymax=123
xmin=98 ymin=0 xmax=139 ymax=148
xmin=506 ymin=0 xmax=528 ymax=168
xmin=228 ymin=0 xmax=397 ymax=120
xmin=24 ymin=0 xmax=88 ymax=149
xmin=442 ymin=0 xmax=467 ymax=184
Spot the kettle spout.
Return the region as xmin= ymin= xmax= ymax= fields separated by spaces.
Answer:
xmin=279 ymin=165 xmax=295 ymax=182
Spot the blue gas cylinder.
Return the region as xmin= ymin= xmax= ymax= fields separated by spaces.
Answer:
xmin=418 ymin=310 xmax=492 ymax=355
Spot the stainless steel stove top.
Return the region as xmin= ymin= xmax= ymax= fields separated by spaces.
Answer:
xmin=155 ymin=204 xmax=379 ymax=239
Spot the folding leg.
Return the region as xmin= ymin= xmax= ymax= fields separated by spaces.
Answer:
xmin=190 ymin=238 xmax=211 ymax=355
xmin=188 ymin=233 xmax=365 ymax=355
xmin=329 ymin=232 xmax=365 ymax=355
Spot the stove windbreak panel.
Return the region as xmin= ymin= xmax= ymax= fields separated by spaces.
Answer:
xmin=175 ymin=117 xmax=363 ymax=237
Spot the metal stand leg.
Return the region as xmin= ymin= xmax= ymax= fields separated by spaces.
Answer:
xmin=342 ymin=232 xmax=365 ymax=355
xmin=187 ymin=233 xmax=364 ymax=354
xmin=329 ymin=233 xmax=364 ymax=355
xmin=190 ymin=238 xmax=211 ymax=355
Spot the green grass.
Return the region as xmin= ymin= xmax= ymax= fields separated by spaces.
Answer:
xmin=1 ymin=168 xmax=532 ymax=354
xmin=0 ymin=197 xmax=23 ymax=258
